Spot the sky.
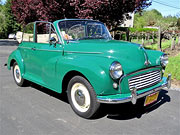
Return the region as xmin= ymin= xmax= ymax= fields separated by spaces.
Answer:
xmin=1 ymin=0 xmax=180 ymax=17
xmin=147 ymin=0 xmax=180 ymax=16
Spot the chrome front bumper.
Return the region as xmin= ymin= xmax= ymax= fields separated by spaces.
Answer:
xmin=97 ymin=74 xmax=171 ymax=104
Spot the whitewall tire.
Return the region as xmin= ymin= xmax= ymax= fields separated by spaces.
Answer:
xmin=67 ymin=76 xmax=100 ymax=119
xmin=12 ymin=62 xmax=25 ymax=86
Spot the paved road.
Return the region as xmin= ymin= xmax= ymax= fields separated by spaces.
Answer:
xmin=0 ymin=40 xmax=180 ymax=135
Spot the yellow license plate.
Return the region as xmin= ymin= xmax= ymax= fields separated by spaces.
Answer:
xmin=144 ymin=92 xmax=159 ymax=106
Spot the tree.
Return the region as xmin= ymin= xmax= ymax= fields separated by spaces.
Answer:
xmin=11 ymin=0 xmax=151 ymax=27
xmin=134 ymin=9 xmax=163 ymax=28
xmin=177 ymin=18 xmax=180 ymax=30
xmin=71 ymin=0 xmax=151 ymax=27
xmin=0 ymin=0 xmax=21 ymax=38
xmin=11 ymin=0 xmax=76 ymax=25
xmin=134 ymin=9 xmax=178 ymax=31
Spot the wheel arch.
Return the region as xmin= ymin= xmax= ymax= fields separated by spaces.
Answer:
xmin=62 ymin=70 xmax=90 ymax=94
xmin=7 ymin=50 xmax=25 ymax=77
xmin=10 ymin=59 xmax=16 ymax=67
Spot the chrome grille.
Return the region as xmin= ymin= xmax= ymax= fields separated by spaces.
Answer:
xmin=128 ymin=70 xmax=161 ymax=91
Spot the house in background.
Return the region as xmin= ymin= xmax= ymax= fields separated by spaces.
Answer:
xmin=120 ymin=12 xmax=135 ymax=28
xmin=112 ymin=12 xmax=134 ymax=40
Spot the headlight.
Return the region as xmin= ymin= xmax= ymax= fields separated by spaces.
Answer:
xmin=110 ymin=61 xmax=123 ymax=79
xmin=160 ymin=54 xmax=168 ymax=67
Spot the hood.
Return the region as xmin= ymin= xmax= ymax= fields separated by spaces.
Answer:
xmin=65 ymin=39 xmax=162 ymax=74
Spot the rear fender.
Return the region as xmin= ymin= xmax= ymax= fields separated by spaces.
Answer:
xmin=7 ymin=49 xmax=25 ymax=77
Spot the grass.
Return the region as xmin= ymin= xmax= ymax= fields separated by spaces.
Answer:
xmin=164 ymin=53 xmax=180 ymax=81
xmin=131 ymin=39 xmax=178 ymax=50
xmin=131 ymin=39 xmax=154 ymax=46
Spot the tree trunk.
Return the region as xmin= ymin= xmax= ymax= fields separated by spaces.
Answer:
xmin=158 ymin=27 xmax=162 ymax=51
xmin=152 ymin=31 xmax=155 ymax=44
xmin=126 ymin=28 xmax=129 ymax=41
xmin=137 ymin=35 xmax=139 ymax=41
xmin=147 ymin=33 xmax=150 ymax=45
xmin=171 ymin=31 xmax=176 ymax=50
xmin=171 ymin=37 xmax=175 ymax=50
xmin=142 ymin=37 xmax=144 ymax=46
xmin=178 ymin=34 xmax=180 ymax=46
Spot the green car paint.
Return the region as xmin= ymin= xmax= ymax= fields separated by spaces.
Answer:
xmin=7 ymin=19 xmax=168 ymax=103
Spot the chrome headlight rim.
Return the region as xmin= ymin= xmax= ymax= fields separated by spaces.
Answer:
xmin=109 ymin=61 xmax=123 ymax=80
xmin=160 ymin=54 xmax=168 ymax=67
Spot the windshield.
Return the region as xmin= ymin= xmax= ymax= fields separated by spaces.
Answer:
xmin=58 ymin=20 xmax=112 ymax=40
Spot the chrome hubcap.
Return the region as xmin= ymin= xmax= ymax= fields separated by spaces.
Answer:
xmin=75 ymin=89 xmax=85 ymax=106
xmin=71 ymin=83 xmax=90 ymax=112
xmin=14 ymin=65 xmax=21 ymax=83
xmin=16 ymin=69 xmax=20 ymax=79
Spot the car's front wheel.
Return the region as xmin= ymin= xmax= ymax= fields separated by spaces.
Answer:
xmin=12 ymin=62 xmax=25 ymax=86
xmin=67 ymin=76 xmax=100 ymax=119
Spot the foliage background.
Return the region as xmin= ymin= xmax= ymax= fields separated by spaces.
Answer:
xmin=0 ymin=0 xmax=21 ymax=38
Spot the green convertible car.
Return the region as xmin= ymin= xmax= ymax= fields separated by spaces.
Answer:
xmin=7 ymin=19 xmax=171 ymax=118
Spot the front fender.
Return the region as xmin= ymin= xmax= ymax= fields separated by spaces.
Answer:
xmin=146 ymin=49 xmax=163 ymax=65
xmin=57 ymin=55 xmax=120 ymax=95
xmin=7 ymin=49 xmax=25 ymax=77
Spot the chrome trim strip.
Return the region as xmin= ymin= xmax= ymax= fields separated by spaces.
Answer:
xmin=18 ymin=46 xmax=31 ymax=50
xmin=51 ymin=23 xmax=62 ymax=45
xmin=98 ymin=79 xmax=169 ymax=104
xmin=18 ymin=46 xmax=62 ymax=52
xmin=18 ymin=46 xmax=100 ymax=53
xmin=35 ymin=49 xmax=62 ymax=52
xmin=56 ymin=22 xmax=65 ymax=45
xmin=139 ymin=45 xmax=151 ymax=66
xmin=64 ymin=51 xmax=103 ymax=54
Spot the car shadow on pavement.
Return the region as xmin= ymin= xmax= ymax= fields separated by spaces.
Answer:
xmin=26 ymin=82 xmax=170 ymax=120
xmin=28 ymin=81 xmax=69 ymax=104
xmin=97 ymin=90 xmax=171 ymax=120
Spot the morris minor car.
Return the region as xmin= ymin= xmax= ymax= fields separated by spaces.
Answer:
xmin=7 ymin=19 xmax=171 ymax=118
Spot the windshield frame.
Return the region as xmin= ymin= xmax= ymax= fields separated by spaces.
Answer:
xmin=58 ymin=19 xmax=112 ymax=41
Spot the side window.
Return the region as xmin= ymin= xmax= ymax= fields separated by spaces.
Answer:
xmin=36 ymin=22 xmax=50 ymax=43
xmin=23 ymin=23 xmax=34 ymax=42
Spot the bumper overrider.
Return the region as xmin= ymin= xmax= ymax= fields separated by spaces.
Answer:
xmin=97 ymin=74 xmax=171 ymax=104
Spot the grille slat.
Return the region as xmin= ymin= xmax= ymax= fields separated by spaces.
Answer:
xmin=129 ymin=71 xmax=159 ymax=80
xmin=129 ymin=77 xmax=160 ymax=88
xmin=129 ymin=74 xmax=161 ymax=84
xmin=135 ymin=81 xmax=160 ymax=90
xmin=128 ymin=70 xmax=161 ymax=91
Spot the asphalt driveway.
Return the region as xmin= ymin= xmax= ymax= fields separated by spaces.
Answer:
xmin=0 ymin=39 xmax=180 ymax=135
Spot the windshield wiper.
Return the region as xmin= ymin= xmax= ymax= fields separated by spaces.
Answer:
xmin=77 ymin=36 xmax=106 ymax=40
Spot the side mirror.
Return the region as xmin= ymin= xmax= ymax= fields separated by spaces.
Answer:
xmin=49 ymin=37 xmax=57 ymax=47
xmin=16 ymin=31 xmax=23 ymax=43
xmin=49 ymin=37 xmax=56 ymax=43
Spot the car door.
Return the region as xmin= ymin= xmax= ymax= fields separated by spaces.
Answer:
xmin=19 ymin=22 xmax=37 ymax=79
xmin=30 ymin=22 xmax=63 ymax=91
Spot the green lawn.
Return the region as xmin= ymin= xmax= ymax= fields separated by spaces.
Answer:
xmin=131 ymin=39 xmax=178 ymax=50
xmin=164 ymin=53 xmax=180 ymax=81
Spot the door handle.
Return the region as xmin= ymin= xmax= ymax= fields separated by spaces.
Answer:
xmin=32 ymin=47 xmax=36 ymax=51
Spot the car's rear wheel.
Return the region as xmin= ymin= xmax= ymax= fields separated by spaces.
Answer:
xmin=12 ymin=62 xmax=25 ymax=86
xmin=67 ymin=76 xmax=100 ymax=119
